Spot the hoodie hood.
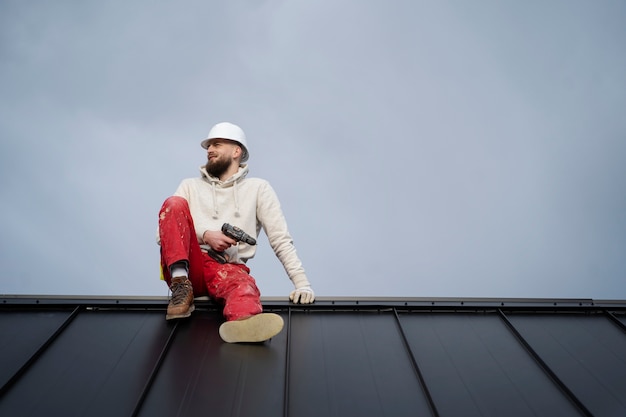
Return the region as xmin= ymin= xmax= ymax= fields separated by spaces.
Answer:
xmin=199 ymin=164 xmax=249 ymax=219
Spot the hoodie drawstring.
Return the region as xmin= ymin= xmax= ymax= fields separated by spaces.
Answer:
xmin=233 ymin=181 xmax=241 ymax=217
xmin=202 ymin=164 xmax=247 ymax=220
xmin=209 ymin=178 xmax=241 ymax=218
xmin=210 ymin=183 xmax=219 ymax=219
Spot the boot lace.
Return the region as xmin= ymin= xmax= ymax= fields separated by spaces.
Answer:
xmin=170 ymin=279 xmax=191 ymax=305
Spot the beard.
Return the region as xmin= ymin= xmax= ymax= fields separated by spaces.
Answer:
xmin=205 ymin=156 xmax=232 ymax=178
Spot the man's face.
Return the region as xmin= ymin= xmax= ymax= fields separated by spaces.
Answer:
xmin=205 ymin=139 xmax=239 ymax=178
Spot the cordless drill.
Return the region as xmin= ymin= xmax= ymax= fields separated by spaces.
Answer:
xmin=221 ymin=223 xmax=256 ymax=245
xmin=201 ymin=223 xmax=256 ymax=263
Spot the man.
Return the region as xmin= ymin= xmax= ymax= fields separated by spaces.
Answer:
xmin=157 ymin=122 xmax=314 ymax=343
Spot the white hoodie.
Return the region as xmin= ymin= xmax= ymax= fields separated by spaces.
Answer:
xmin=164 ymin=164 xmax=310 ymax=289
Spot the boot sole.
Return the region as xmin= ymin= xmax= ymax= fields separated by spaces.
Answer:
xmin=219 ymin=313 xmax=284 ymax=343
xmin=166 ymin=304 xmax=195 ymax=320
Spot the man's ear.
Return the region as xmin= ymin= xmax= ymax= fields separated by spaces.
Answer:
xmin=232 ymin=144 xmax=242 ymax=160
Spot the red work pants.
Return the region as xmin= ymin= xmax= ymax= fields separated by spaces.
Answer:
xmin=158 ymin=196 xmax=262 ymax=321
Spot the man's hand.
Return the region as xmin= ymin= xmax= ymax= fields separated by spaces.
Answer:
xmin=290 ymin=286 xmax=315 ymax=304
xmin=202 ymin=230 xmax=236 ymax=252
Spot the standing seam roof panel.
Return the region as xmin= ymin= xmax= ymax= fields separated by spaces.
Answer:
xmin=507 ymin=313 xmax=626 ymax=417
xmin=0 ymin=310 xmax=74 ymax=390
xmin=0 ymin=310 xmax=172 ymax=417
xmin=288 ymin=310 xmax=433 ymax=417
xmin=1 ymin=298 xmax=626 ymax=417
xmin=398 ymin=312 xmax=585 ymax=417
xmin=138 ymin=311 xmax=288 ymax=417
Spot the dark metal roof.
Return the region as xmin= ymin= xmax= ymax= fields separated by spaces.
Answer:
xmin=1 ymin=296 xmax=625 ymax=417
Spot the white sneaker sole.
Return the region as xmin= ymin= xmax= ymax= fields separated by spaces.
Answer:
xmin=219 ymin=313 xmax=284 ymax=343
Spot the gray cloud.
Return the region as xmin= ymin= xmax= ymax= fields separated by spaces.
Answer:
xmin=1 ymin=0 xmax=625 ymax=299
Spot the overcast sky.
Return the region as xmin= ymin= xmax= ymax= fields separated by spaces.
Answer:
xmin=1 ymin=1 xmax=625 ymax=300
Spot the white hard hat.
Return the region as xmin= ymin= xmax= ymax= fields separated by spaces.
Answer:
xmin=201 ymin=122 xmax=249 ymax=162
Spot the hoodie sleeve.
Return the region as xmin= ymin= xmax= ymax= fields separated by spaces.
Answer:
xmin=256 ymin=181 xmax=311 ymax=289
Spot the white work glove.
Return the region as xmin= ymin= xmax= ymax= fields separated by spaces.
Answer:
xmin=290 ymin=286 xmax=315 ymax=304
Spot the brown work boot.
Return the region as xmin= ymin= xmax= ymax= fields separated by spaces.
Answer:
xmin=166 ymin=276 xmax=195 ymax=320
xmin=219 ymin=313 xmax=284 ymax=343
